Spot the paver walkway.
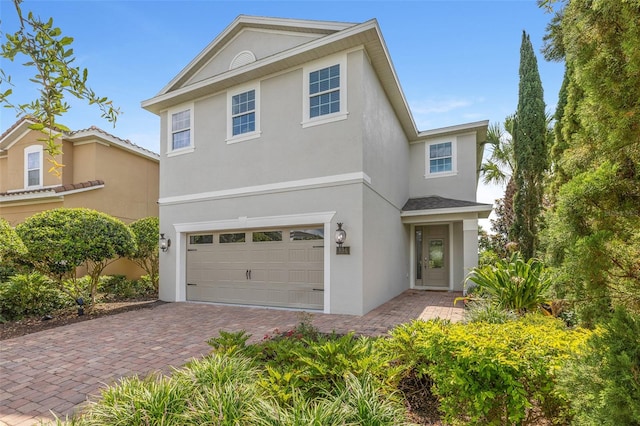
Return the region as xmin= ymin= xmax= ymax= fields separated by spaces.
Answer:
xmin=0 ymin=290 xmax=463 ymax=426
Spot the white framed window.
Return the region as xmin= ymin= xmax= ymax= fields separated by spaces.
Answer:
xmin=227 ymin=84 xmax=261 ymax=143
xmin=425 ymin=140 xmax=457 ymax=178
xmin=302 ymin=54 xmax=348 ymax=128
xmin=167 ymin=104 xmax=194 ymax=155
xmin=24 ymin=145 xmax=43 ymax=188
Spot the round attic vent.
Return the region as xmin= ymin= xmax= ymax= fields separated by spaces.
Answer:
xmin=229 ymin=50 xmax=256 ymax=70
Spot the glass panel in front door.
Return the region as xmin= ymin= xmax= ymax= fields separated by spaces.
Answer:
xmin=428 ymin=239 xmax=444 ymax=268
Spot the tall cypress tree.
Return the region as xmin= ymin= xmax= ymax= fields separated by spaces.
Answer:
xmin=511 ymin=31 xmax=547 ymax=260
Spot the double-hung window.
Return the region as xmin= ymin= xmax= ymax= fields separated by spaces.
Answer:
xmin=227 ymin=85 xmax=260 ymax=143
xmin=309 ymin=64 xmax=340 ymax=118
xmin=24 ymin=145 xmax=43 ymax=188
xmin=232 ymin=90 xmax=256 ymax=136
xmin=302 ymin=55 xmax=347 ymax=128
xmin=168 ymin=105 xmax=194 ymax=154
xmin=426 ymin=141 xmax=456 ymax=177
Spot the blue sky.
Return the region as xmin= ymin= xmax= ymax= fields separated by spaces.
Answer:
xmin=0 ymin=0 xmax=564 ymax=209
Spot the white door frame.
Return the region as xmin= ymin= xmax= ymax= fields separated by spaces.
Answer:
xmin=409 ymin=222 xmax=453 ymax=291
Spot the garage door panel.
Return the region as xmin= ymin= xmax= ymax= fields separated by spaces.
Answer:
xmin=187 ymin=227 xmax=324 ymax=309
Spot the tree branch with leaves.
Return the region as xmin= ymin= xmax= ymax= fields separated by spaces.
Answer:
xmin=0 ymin=0 xmax=119 ymax=176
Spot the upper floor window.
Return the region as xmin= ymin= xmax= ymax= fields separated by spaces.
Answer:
xmin=309 ymin=65 xmax=340 ymax=118
xmin=24 ymin=145 xmax=43 ymax=188
xmin=232 ymin=90 xmax=255 ymax=135
xmin=227 ymin=84 xmax=260 ymax=143
xmin=426 ymin=141 xmax=457 ymax=177
xmin=302 ymin=55 xmax=348 ymax=128
xmin=168 ymin=105 xmax=194 ymax=155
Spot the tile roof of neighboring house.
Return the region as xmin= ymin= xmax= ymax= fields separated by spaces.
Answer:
xmin=402 ymin=196 xmax=492 ymax=211
xmin=0 ymin=117 xmax=159 ymax=160
xmin=0 ymin=180 xmax=104 ymax=198
xmin=67 ymin=125 xmax=158 ymax=158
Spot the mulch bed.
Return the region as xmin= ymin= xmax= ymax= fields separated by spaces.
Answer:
xmin=0 ymin=298 xmax=166 ymax=340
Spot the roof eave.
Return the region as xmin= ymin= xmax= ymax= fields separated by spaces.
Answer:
xmin=142 ymin=19 xmax=419 ymax=140
xmin=401 ymin=204 xmax=493 ymax=219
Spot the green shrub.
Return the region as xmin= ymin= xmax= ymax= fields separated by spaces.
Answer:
xmin=81 ymin=354 xmax=263 ymax=426
xmin=384 ymin=315 xmax=590 ymax=425
xmin=98 ymin=275 xmax=155 ymax=301
xmin=0 ymin=272 xmax=71 ymax=321
xmin=465 ymin=251 xmax=552 ymax=314
xmin=463 ymin=299 xmax=518 ymax=324
xmin=560 ymin=307 xmax=640 ymax=425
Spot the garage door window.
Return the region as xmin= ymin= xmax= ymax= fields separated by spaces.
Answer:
xmin=290 ymin=228 xmax=324 ymax=241
xmin=190 ymin=234 xmax=213 ymax=244
xmin=252 ymin=231 xmax=282 ymax=242
xmin=219 ymin=233 xmax=246 ymax=243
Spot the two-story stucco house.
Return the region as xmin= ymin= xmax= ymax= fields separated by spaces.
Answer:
xmin=0 ymin=117 xmax=160 ymax=277
xmin=142 ymin=15 xmax=492 ymax=315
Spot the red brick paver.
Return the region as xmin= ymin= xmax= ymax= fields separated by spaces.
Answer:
xmin=0 ymin=290 xmax=463 ymax=426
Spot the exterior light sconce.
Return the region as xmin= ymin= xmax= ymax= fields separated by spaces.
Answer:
xmin=159 ymin=233 xmax=171 ymax=252
xmin=335 ymin=222 xmax=350 ymax=255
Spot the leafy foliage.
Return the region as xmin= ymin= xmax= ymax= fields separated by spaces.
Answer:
xmin=98 ymin=275 xmax=155 ymax=301
xmin=0 ymin=218 xmax=27 ymax=263
xmin=0 ymin=0 xmax=119 ymax=175
xmin=560 ymin=307 xmax=640 ymax=425
xmin=465 ymin=252 xmax=552 ymax=314
xmin=127 ymin=217 xmax=159 ymax=290
xmin=383 ymin=316 xmax=590 ymax=425
xmin=16 ymin=208 xmax=136 ymax=304
xmin=542 ymin=0 xmax=640 ymax=323
xmin=0 ymin=272 xmax=71 ymax=321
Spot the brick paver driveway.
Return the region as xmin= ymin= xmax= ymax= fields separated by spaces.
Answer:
xmin=0 ymin=290 xmax=463 ymax=426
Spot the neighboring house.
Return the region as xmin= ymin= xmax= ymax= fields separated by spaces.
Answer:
xmin=0 ymin=117 xmax=160 ymax=277
xmin=142 ymin=15 xmax=492 ymax=315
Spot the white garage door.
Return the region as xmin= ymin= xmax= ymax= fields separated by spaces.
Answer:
xmin=186 ymin=227 xmax=324 ymax=309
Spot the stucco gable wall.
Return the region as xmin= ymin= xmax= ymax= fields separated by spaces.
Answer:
xmin=408 ymin=132 xmax=478 ymax=202
xmin=185 ymin=29 xmax=323 ymax=87
xmin=0 ymin=129 xmax=64 ymax=192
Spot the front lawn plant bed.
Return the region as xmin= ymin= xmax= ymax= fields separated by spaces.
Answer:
xmin=61 ymin=314 xmax=589 ymax=425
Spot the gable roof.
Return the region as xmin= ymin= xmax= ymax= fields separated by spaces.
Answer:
xmin=142 ymin=15 xmax=420 ymax=140
xmin=0 ymin=118 xmax=159 ymax=161
xmin=158 ymin=15 xmax=356 ymax=96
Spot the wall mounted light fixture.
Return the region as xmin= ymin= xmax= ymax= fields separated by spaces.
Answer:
xmin=335 ymin=223 xmax=350 ymax=255
xmin=159 ymin=233 xmax=171 ymax=252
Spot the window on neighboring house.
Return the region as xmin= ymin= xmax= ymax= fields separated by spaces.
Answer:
xmin=232 ymin=90 xmax=256 ymax=136
xmin=427 ymin=141 xmax=455 ymax=175
xmin=309 ymin=64 xmax=340 ymax=118
xmin=170 ymin=107 xmax=193 ymax=152
xmin=24 ymin=145 xmax=43 ymax=188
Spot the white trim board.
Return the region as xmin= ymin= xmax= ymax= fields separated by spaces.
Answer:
xmin=159 ymin=172 xmax=372 ymax=206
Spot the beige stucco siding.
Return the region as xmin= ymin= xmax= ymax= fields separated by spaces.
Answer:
xmin=0 ymin=200 xmax=64 ymax=226
xmin=0 ymin=130 xmax=64 ymax=192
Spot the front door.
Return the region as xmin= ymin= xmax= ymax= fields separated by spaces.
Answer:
xmin=415 ymin=224 xmax=449 ymax=289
